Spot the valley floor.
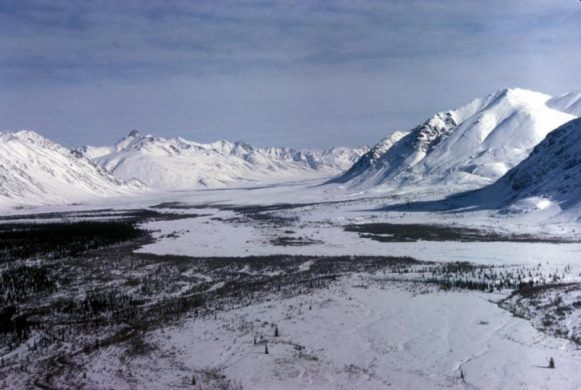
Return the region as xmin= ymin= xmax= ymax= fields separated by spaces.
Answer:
xmin=84 ymin=277 xmax=581 ymax=390
xmin=0 ymin=180 xmax=580 ymax=389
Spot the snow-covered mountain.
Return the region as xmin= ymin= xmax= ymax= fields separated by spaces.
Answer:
xmin=332 ymin=131 xmax=408 ymax=184
xmin=333 ymin=88 xmax=576 ymax=191
xmin=0 ymin=130 xmax=143 ymax=208
xmin=547 ymin=91 xmax=581 ymax=116
xmin=81 ymin=131 xmax=367 ymax=190
xmin=467 ymin=117 xmax=581 ymax=215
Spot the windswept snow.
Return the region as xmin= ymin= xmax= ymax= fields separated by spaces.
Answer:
xmin=458 ymin=117 xmax=581 ymax=219
xmin=0 ymin=130 xmax=143 ymax=208
xmin=81 ymin=131 xmax=367 ymax=190
xmin=334 ymin=88 xmax=576 ymax=192
xmin=547 ymin=91 xmax=581 ymax=116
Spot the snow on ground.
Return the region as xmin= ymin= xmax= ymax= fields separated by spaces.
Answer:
xmin=82 ymin=276 xmax=581 ymax=390
xmin=133 ymin=180 xmax=581 ymax=272
xmin=137 ymin=209 xmax=581 ymax=267
xmin=501 ymin=283 xmax=581 ymax=344
xmin=2 ymin=179 xmax=580 ymax=389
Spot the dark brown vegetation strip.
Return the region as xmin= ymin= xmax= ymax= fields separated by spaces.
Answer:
xmin=344 ymin=223 xmax=578 ymax=243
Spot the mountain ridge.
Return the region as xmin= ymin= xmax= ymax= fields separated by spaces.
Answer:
xmin=333 ymin=88 xmax=577 ymax=191
xmin=0 ymin=130 xmax=143 ymax=208
xmin=472 ymin=117 xmax=581 ymax=213
xmin=80 ymin=131 xmax=368 ymax=190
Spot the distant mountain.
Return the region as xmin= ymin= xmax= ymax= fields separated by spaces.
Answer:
xmin=547 ymin=91 xmax=581 ymax=116
xmin=0 ymin=130 xmax=142 ymax=208
xmin=469 ymin=117 xmax=581 ymax=214
xmin=333 ymin=88 xmax=576 ymax=191
xmin=81 ymin=131 xmax=367 ymax=189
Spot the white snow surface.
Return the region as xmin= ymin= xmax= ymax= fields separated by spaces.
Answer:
xmin=130 ymin=179 xmax=580 ymax=266
xmin=455 ymin=117 xmax=581 ymax=221
xmin=547 ymin=91 xmax=581 ymax=116
xmin=84 ymin=279 xmax=581 ymax=390
xmin=0 ymin=130 xmax=143 ymax=208
xmin=81 ymin=130 xmax=367 ymax=190
xmin=334 ymin=88 xmax=576 ymax=191
xmin=2 ymin=177 xmax=581 ymax=389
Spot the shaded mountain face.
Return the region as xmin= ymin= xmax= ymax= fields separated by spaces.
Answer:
xmin=0 ymin=130 xmax=142 ymax=207
xmin=80 ymin=131 xmax=367 ymax=190
xmin=547 ymin=92 xmax=581 ymax=116
xmin=387 ymin=118 xmax=581 ymax=219
xmin=334 ymin=88 xmax=576 ymax=191
xmin=475 ymin=117 xmax=581 ymax=212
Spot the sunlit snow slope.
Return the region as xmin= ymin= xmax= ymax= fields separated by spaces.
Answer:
xmin=0 ymin=130 xmax=143 ymax=208
xmin=466 ymin=118 xmax=581 ymax=216
xmin=547 ymin=91 xmax=581 ymax=116
xmin=82 ymin=131 xmax=367 ymax=189
xmin=334 ymin=88 xmax=576 ymax=191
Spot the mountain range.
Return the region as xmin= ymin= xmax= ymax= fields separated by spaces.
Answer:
xmin=333 ymin=88 xmax=576 ymax=191
xmin=0 ymin=87 xmax=579 ymax=215
xmin=0 ymin=130 xmax=366 ymax=206
xmin=80 ymin=131 xmax=367 ymax=190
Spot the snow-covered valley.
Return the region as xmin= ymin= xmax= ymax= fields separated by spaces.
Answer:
xmin=1 ymin=87 xmax=581 ymax=389
xmin=4 ymin=0 xmax=581 ymax=387
xmin=1 ymin=179 xmax=580 ymax=389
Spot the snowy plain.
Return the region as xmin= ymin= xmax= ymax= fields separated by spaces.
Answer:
xmin=1 ymin=176 xmax=581 ymax=389
xmin=83 ymin=279 xmax=581 ymax=390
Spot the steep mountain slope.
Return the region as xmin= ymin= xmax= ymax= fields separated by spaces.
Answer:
xmin=547 ymin=92 xmax=581 ymax=116
xmin=82 ymin=131 xmax=367 ymax=189
xmin=470 ymin=118 xmax=581 ymax=213
xmin=334 ymin=88 xmax=576 ymax=191
xmin=332 ymin=131 xmax=408 ymax=183
xmin=0 ymin=130 xmax=142 ymax=208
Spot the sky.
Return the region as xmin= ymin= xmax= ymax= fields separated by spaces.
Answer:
xmin=0 ymin=0 xmax=579 ymax=149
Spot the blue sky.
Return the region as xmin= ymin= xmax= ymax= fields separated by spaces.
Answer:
xmin=0 ymin=0 xmax=579 ymax=148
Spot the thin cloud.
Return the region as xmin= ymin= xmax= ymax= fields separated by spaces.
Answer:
xmin=0 ymin=0 xmax=579 ymax=148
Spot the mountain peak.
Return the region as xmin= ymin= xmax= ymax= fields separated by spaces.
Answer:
xmin=0 ymin=130 xmax=56 ymax=149
xmin=128 ymin=129 xmax=141 ymax=138
xmin=1 ymin=129 xmax=44 ymax=141
xmin=484 ymin=87 xmax=552 ymax=108
xmin=333 ymin=87 xmax=575 ymax=190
